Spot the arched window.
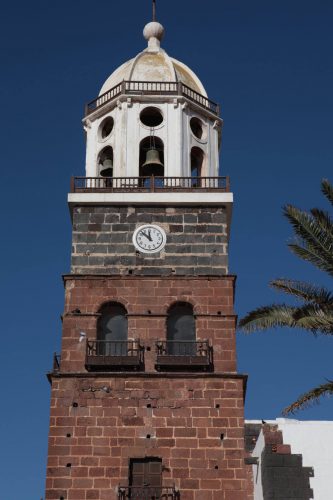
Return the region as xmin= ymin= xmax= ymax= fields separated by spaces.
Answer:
xmin=190 ymin=147 xmax=204 ymax=187
xmin=167 ymin=302 xmax=196 ymax=355
xmin=139 ymin=136 xmax=164 ymax=181
xmin=97 ymin=303 xmax=127 ymax=355
xmin=98 ymin=146 xmax=113 ymax=178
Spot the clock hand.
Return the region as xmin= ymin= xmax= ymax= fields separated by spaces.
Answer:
xmin=141 ymin=231 xmax=152 ymax=241
xmin=147 ymin=229 xmax=152 ymax=241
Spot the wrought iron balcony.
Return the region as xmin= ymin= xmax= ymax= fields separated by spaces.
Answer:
xmin=118 ymin=486 xmax=180 ymax=500
xmin=47 ymin=353 xmax=61 ymax=383
xmin=155 ymin=340 xmax=213 ymax=371
xmin=85 ymin=80 xmax=219 ymax=116
xmin=70 ymin=176 xmax=230 ymax=193
xmin=85 ymin=340 xmax=144 ymax=371
xmin=53 ymin=353 xmax=61 ymax=372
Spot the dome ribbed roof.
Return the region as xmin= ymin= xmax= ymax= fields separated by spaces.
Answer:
xmin=99 ymin=22 xmax=207 ymax=98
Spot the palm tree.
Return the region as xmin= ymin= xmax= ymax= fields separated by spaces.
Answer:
xmin=239 ymin=179 xmax=333 ymax=415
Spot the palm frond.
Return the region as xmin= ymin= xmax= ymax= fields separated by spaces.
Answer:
xmin=239 ymin=304 xmax=298 ymax=332
xmin=288 ymin=242 xmax=333 ymax=278
xmin=293 ymin=303 xmax=333 ymax=334
xmin=270 ymin=279 xmax=333 ymax=305
xmin=311 ymin=208 xmax=333 ymax=236
xmin=240 ymin=179 xmax=333 ymax=413
xmin=321 ymin=179 xmax=333 ymax=207
xmin=284 ymin=205 xmax=333 ymax=269
xmin=282 ymin=380 xmax=333 ymax=415
xmin=239 ymin=302 xmax=333 ymax=334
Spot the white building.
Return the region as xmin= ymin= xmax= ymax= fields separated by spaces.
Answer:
xmin=246 ymin=418 xmax=333 ymax=499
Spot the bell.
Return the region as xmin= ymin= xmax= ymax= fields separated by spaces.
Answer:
xmin=141 ymin=148 xmax=164 ymax=176
xmin=100 ymin=158 xmax=113 ymax=177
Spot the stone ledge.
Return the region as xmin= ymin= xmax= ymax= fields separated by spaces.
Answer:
xmin=62 ymin=273 xmax=237 ymax=281
xmin=48 ymin=371 xmax=248 ymax=380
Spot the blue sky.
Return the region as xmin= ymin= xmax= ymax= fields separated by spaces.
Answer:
xmin=0 ymin=0 xmax=332 ymax=498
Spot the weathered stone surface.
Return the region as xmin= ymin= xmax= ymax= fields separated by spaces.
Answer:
xmin=45 ymin=274 xmax=246 ymax=500
xmin=46 ymin=374 xmax=246 ymax=500
xmin=71 ymin=206 xmax=228 ymax=276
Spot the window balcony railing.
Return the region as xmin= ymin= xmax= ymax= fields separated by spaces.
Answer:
xmin=85 ymin=80 xmax=219 ymax=116
xmin=118 ymin=486 xmax=180 ymax=500
xmin=53 ymin=353 xmax=61 ymax=372
xmin=85 ymin=340 xmax=144 ymax=371
xmin=70 ymin=176 xmax=230 ymax=193
xmin=155 ymin=340 xmax=213 ymax=371
xmin=47 ymin=352 xmax=61 ymax=383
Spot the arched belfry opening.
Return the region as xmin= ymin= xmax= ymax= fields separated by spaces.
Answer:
xmin=190 ymin=147 xmax=204 ymax=185
xmin=97 ymin=302 xmax=128 ymax=355
xmin=166 ymin=302 xmax=196 ymax=355
xmin=139 ymin=136 xmax=164 ymax=178
xmin=98 ymin=146 xmax=114 ymax=178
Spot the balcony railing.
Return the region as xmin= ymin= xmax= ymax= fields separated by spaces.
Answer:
xmin=118 ymin=486 xmax=180 ymax=500
xmin=70 ymin=176 xmax=230 ymax=193
xmin=85 ymin=80 xmax=219 ymax=116
xmin=155 ymin=340 xmax=213 ymax=371
xmin=85 ymin=340 xmax=144 ymax=371
xmin=53 ymin=353 xmax=61 ymax=372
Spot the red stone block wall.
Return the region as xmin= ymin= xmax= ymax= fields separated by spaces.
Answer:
xmin=244 ymin=456 xmax=254 ymax=500
xmin=46 ymin=376 xmax=246 ymax=500
xmin=45 ymin=274 xmax=247 ymax=499
xmin=60 ymin=275 xmax=237 ymax=374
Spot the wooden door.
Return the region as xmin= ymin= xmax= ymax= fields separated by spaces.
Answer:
xmin=130 ymin=458 xmax=162 ymax=498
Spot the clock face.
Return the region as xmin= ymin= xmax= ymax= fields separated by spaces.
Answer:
xmin=133 ymin=224 xmax=166 ymax=254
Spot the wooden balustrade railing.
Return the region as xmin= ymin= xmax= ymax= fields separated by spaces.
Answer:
xmin=85 ymin=80 xmax=219 ymax=116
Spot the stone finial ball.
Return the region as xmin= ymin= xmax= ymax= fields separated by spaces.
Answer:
xmin=143 ymin=22 xmax=165 ymax=42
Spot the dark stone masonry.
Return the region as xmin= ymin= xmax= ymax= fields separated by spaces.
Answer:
xmin=71 ymin=206 xmax=228 ymax=276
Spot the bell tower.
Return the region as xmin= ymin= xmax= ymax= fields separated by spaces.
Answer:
xmin=46 ymin=13 xmax=247 ymax=500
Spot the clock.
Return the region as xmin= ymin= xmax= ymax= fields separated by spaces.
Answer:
xmin=133 ymin=224 xmax=167 ymax=254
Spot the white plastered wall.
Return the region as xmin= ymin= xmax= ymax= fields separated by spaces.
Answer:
xmin=183 ymin=107 xmax=220 ymax=177
xmin=251 ymin=429 xmax=265 ymax=500
xmin=84 ymin=99 xmax=221 ymax=179
xmin=247 ymin=418 xmax=333 ymax=500
xmin=275 ymin=418 xmax=333 ymax=500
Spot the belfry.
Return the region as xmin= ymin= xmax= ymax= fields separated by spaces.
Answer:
xmin=45 ymin=9 xmax=248 ymax=500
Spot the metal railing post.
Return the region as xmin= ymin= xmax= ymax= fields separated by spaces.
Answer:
xmin=70 ymin=176 xmax=229 ymax=193
xmin=177 ymin=81 xmax=182 ymax=96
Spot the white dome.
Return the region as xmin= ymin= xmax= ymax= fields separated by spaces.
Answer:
xmin=99 ymin=22 xmax=207 ymax=97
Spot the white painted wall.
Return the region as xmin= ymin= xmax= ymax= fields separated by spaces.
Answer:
xmin=247 ymin=418 xmax=333 ymax=500
xmin=84 ymin=97 xmax=221 ymax=180
xmin=275 ymin=418 xmax=333 ymax=500
xmin=251 ymin=429 xmax=265 ymax=500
